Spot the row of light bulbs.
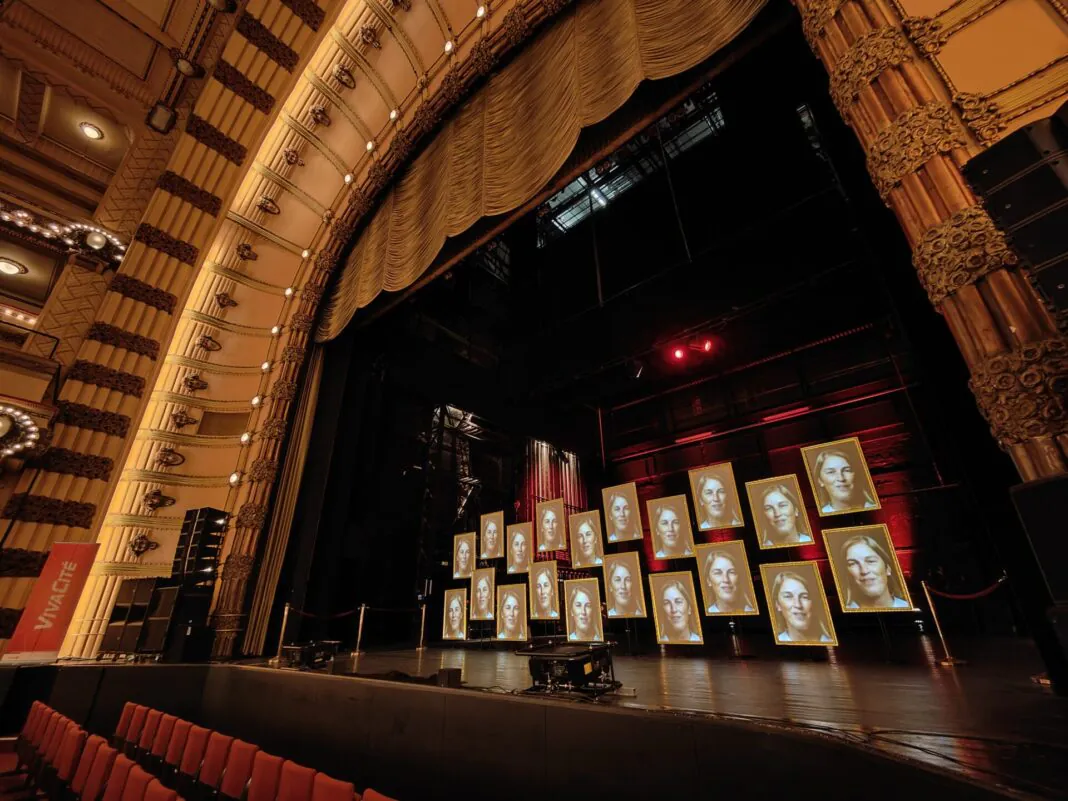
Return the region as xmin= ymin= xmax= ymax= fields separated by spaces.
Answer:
xmin=2 ymin=306 xmax=37 ymax=326
xmin=0 ymin=406 xmax=40 ymax=458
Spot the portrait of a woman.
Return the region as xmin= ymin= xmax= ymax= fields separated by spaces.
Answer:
xmin=696 ymin=542 xmax=758 ymax=616
xmin=761 ymin=563 xmax=838 ymax=646
xmin=802 ymin=438 xmax=881 ymax=517
xmin=601 ymin=483 xmax=642 ymax=542
xmin=453 ymin=533 xmax=476 ymax=578
xmin=442 ymin=589 xmax=467 ymax=641
xmin=745 ymin=477 xmax=814 ymax=549
xmin=480 ymin=511 xmax=504 ymax=559
xmin=569 ymin=511 xmax=604 ymax=567
xmin=470 ymin=568 xmax=495 ymax=620
xmin=507 ymin=523 xmax=531 ymax=574
xmin=823 ymin=525 xmax=913 ymax=611
xmin=536 ymin=499 xmax=566 ymax=553
xmin=645 ymin=495 xmax=695 ymax=558
xmin=529 ymin=561 xmax=560 ymax=620
xmin=496 ymin=586 xmax=528 ymax=641
xmin=565 ymin=579 xmax=604 ymax=642
xmin=688 ymin=464 xmax=744 ymax=530
xmin=649 ymin=573 xmax=703 ymax=644
xmin=604 ymin=553 xmax=645 ymax=618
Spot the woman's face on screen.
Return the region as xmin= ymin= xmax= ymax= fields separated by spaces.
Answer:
xmin=662 ymin=585 xmax=690 ymax=635
xmin=777 ymin=577 xmax=812 ymax=633
xmin=536 ymin=571 xmax=554 ymax=610
xmin=763 ymin=491 xmax=797 ymax=536
xmin=701 ymin=476 xmax=728 ymax=520
xmin=577 ymin=522 xmax=597 ymax=557
xmin=502 ymin=594 xmax=520 ymax=632
xmin=456 ymin=540 xmax=471 ymax=571
xmin=819 ymin=454 xmax=856 ymax=503
xmin=511 ymin=533 xmax=527 ymax=565
xmin=541 ymin=510 xmax=558 ymax=542
xmin=476 ymin=578 xmax=491 ymax=611
xmin=710 ymin=556 xmax=738 ymax=604
xmin=610 ymin=564 xmax=633 ymax=609
xmin=447 ymin=598 xmax=462 ymax=632
xmin=484 ymin=521 xmax=499 ymax=553
xmin=657 ymin=508 xmax=681 ymax=548
xmin=610 ymin=495 xmax=631 ymax=532
xmin=846 ymin=542 xmax=889 ymax=599
xmin=572 ymin=590 xmax=592 ymax=633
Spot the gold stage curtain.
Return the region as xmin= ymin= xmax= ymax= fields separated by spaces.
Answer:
xmin=316 ymin=0 xmax=768 ymax=341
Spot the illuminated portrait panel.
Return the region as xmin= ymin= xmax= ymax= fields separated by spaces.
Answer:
xmin=695 ymin=540 xmax=759 ymax=616
xmin=744 ymin=475 xmax=814 ymax=550
xmin=688 ymin=462 xmax=745 ymax=531
xmin=822 ymin=524 xmax=914 ymax=613
xmin=801 ymin=437 xmax=881 ymax=517
xmin=528 ymin=560 xmax=560 ymax=620
xmin=760 ymin=561 xmax=838 ymax=646
xmin=603 ymin=552 xmax=646 ymax=619
xmin=452 ymin=532 xmax=476 ymax=579
xmin=536 ymin=499 xmax=567 ymax=553
xmin=495 ymin=585 xmax=529 ymax=642
xmin=644 ymin=494 xmax=696 ymax=558
xmin=648 ymin=571 xmax=704 ymax=644
xmin=470 ymin=567 xmax=496 ymax=621
xmin=564 ymin=578 xmax=604 ymax=643
xmin=506 ymin=523 xmax=532 ymax=575
xmin=601 ymin=482 xmax=642 ymax=543
xmin=569 ymin=510 xmax=604 ymax=568
xmin=442 ymin=588 xmax=467 ymax=641
xmin=480 ymin=511 xmax=505 ymax=559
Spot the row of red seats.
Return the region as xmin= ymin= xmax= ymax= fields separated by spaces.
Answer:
xmin=6 ymin=702 xmax=394 ymax=801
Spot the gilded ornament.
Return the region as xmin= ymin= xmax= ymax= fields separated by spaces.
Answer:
xmin=184 ymin=374 xmax=209 ymax=392
xmin=261 ymin=418 xmax=288 ymax=439
xmin=954 ymin=93 xmax=1006 ymax=145
xmin=866 ymin=103 xmax=967 ymax=198
xmin=281 ymin=344 xmax=306 ymax=363
xmin=310 ymin=106 xmax=331 ymax=127
xmin=215 ymin=292 xmax=239 ymax=309
xmin=360 ymin=25 xmax=380 ymax=49
xmin=902 ymin=16 xmax=947 ymax=55
xmin=249 ymin=458 xmax=279 ymax=483
xmin=223 ymin=554 xmax=255 ymax=579
xmin=913 ymin=205 xmax=1017 ymax=304
xmin=290 ymin=312 xmax=315 ymax=332
xmin=236 ymin=243 xmax=258 ymax=261
xmin=236 ymin=502 xmax=268 ymax=530
xmin=155 ymin=447 xmax=186 ymax=467
xmin=799 ymin=0 xmax=846 ymax=44
xmin=170 ymin=410 xmax=199 ymax=429
xmin=969 ymin=338 xmax=1068 ymax=446
xmin=143 ymin=488 xmax=176 ymax=510
xmin=128 ymin=532 xmax=160 ymax=557
xmin=332 ymin=64 xmax=355 ymax=89
xmin=828 ymin=27 xmax=912 ymax=117
xmin=198 ymin=334 xmax=223 ymax=351
xmin=272 ymin=380 xmax=298 ymax=402
xmin=256 ymin=196 xmax=281 ymax=215
xmin=283 ymin=148 xmax=305 ymax=167
xmin=500 ymin=7 xmax=530 ymax=48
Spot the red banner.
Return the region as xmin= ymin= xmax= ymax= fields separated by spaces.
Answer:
xmin=2 ymin=542 xmax=99 ymax=663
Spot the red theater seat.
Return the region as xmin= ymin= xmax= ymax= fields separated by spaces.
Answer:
xmin=311 ymin=773 xmax=356 ymax=801
xmin=100 ymin=755 xmax=135 ymax=801
xmin=143 ymin=778 xmax=177 ymax=801
xmin=360 ymin=791 xmax=397 ymax=801
xmin=216 ymin=740 xmax=257 ymax=801
xmin=120 ymin=766 xmax=153 ymax=801
xmin=276 ymin=761 xmax=314 ymax=801
xmin=71 ymin=735 xmax=106 ymax=800
xmin=245 ymin=753 xmax=282 ymax=801
xmin=81 ymin=744 xmax=118 ymax=801
xmin=137 ymin=712 xmax=162 ymax=758
xmin=194 ymin=733 xmax=232 ymax=798
xmin=113 ymin=705 xmax=137 ymax=746
xmin=174 ymin=726 xmax=210 ymax=801
xmin=123 ymin=709 xmax=148 ymax=756
xmin=54 ymin=724 xmax=87 ymax=784
xmin=150 ymin=717 xmax=176 ymax=761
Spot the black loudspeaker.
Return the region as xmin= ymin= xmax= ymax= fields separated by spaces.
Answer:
xmin=962 ymin=101 xmax=1068 ymax=320
xmin=1010 ymin=475 xmax=1068 ymax=605
xmin=162 ymin=624 xmax=215 ymax=663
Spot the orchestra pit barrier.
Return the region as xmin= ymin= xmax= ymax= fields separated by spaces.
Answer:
xmin=274 ymin=603 xmax=428 ymax=662
xmin=921 ymin=575 xmax=1010 ymax=668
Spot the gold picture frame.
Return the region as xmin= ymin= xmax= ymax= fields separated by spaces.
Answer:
xmin=801 ymin=437 xmax=882 ymax=518
xmin=601 ymin=482 xmax=642 ymax=543
xmin=535 ymin=498 xmax=567 ymax=553
xmin=688 ymin=462 xmax=745 ymax=531
xmin=569 ymin=510 xmax=604 ymax=568
xmin=694 ymin=540 xmax=759 ymax=616
xmin=528 ymin=560 xmax=560 ymax=620
xmin=760 ymin=561 xmax=838 ymax=646
xmin=822 ymin=524 xmax=914 ymax=613
xmin=452 ymin=532 xmax=476 ymax=579
xmin=648 ymin=571 xmax=704 ymax=644
xmin=495 ymin=584 xmax=529 ymax=641
xmin=442 ymin=588 xmax=467 ymax=640
xmin=563 ymin=577 xmax=605 ymax=643
xmin=744 ymin=474 xmax=815 ymax=550
xmin=506 ymin=523 xmax=532 ymax=575
xmin=480 ymin=510 xmax=505 ymax=559
xmin=470 ymin=567 xmax=496 ymax=621
xmin=645 ymin=494 xmax=696 ymax=559
xmin=603 ymin=552 xmax=646 ymax=619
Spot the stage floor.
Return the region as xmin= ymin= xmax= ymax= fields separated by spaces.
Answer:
xmin=327 ymin=637 xmax=1068 ymax=798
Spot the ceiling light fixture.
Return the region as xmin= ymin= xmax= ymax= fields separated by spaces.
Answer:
xmin=389 ymin=109 xmax=398 ymax=121
xmin=444 ymin=40 xmax=454 ymax=53
xmin=476 ymin=5 xmax=486 ymax=18
xmin=85 ymin=232 xmax=108 ymax=250
xmin=0 ymin=260 xmax=27 ymax=276
xmin=79 ymin=122 xmax=104 ymax=140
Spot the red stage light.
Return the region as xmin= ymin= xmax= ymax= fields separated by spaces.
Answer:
xmin=672 ymin=347 xmax=685 ymax=361
xmin=702 ymin=339 xmax=713 ymax=353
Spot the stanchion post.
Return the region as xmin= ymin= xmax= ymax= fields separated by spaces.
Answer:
xmin=275 ymin=602 xmax=291 ymax=665
xmin=922 ymin=581 xmax=967 ymax=667
xmin=353 ymin=603 xmax=367 ymax=655
xmin=417 ymin=602 xmax=427 ymax=651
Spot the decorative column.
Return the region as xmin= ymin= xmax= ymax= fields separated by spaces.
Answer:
xmin=794 ymin=0 xmax=1068 ymax=478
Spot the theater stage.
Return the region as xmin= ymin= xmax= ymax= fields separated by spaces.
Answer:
xmin=309 ymin=637 xmax=1068 ymax=799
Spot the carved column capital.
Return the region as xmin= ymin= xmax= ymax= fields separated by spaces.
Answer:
xmin=867 ymin=103 xmax=968 ymax=197
xmin=969 ymin=338 xmax=1068 ymax=447
xmin=828 ymin=27 xmax=912 ymax=117
xmin=913 ymin=205 xmax=1018 ymax=304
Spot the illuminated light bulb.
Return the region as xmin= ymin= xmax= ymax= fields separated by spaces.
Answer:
xmin=240 ymin=432 xmax=252 ymax=444
xmin=79 ymin=122 xmax=104 ymax=140
xmin=444 ymin=40 xmax=453 ymax=53
xmin=261 ymin=361 xmax=271 ymax=372
xmin=229 ymin=472 xmax=242 ymax=486
xmin=284 ymin=287 xmax=294 ymax=298
xmin=301 ymin=249 xmax=310 ymax=258
xmin=344 ymin=174 xmax=353 ymax=184
xmin=366 ymin=140 xmax=374 ymax=152
xmin=271 ymin=325 xmax=281 ymax=336
xmin=251 ymin=395 xmax=262 ymax=407
xmin=389 ymin=109 xmax=398 ymax=121
xmin=476 ymin=5 xmax=486 ymax=18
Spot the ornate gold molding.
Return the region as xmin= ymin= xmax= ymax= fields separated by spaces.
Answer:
xmin=225 ymin=212 xmax=306 ymax=255
xmin=184 ymin=309 xmax=275 ymax=337
xmin=828 ymin=27 xmax=912 ymax=117
xmin=798 ymin=0 xmax=846 ymax=43
xmin=953 ymin=57 xmax=1068 ymax=145
xmin=913 ymin=205 xmax=1018 ymax=304
xmin=866 ymin=103 xmax=968 ymax=197
xmin=902 ymin=0 xmax=1007 ymax=56
xmin=104 ymin=514 xmax=184 ymax=530
xmin=250 ymin=163 xmax=329 ymax=218
xmin=122 ymin=469 xmax=232 ymax=488
xmin=969 ymin=338 xmax=1068 ymax=447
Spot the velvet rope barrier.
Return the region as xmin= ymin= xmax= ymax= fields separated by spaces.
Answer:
xmin=925 ymin=574 xmax=1008 ymax=601
xmin=920 ymin=573 xmax=1009 ymax=668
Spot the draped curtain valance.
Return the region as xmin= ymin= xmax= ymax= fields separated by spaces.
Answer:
xmin=316 ymin=0 xmax=768 ymax=341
